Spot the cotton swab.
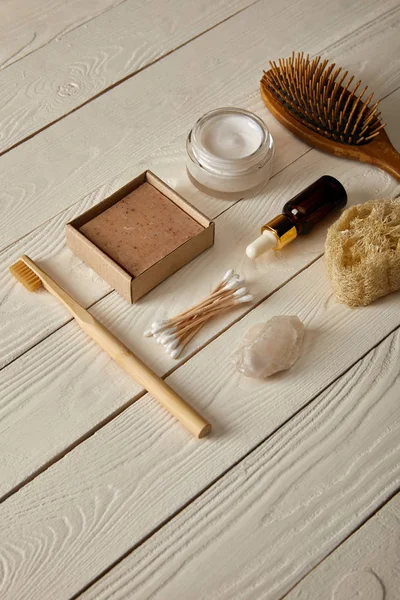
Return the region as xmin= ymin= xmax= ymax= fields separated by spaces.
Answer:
xmin=144 ymin=269 xmax=253 ymax=359
xmin=149 ymin=279 xmax=246 ymax=334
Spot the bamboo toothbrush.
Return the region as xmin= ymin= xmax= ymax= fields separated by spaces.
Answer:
xmin=260 ymin=52 xmax=400 ymax=180
xmin=10 ymin=255 xmax=211 ymax=438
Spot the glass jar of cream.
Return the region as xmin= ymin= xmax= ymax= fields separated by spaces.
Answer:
xmin=186 ymin=107 xmax=274 ymax=198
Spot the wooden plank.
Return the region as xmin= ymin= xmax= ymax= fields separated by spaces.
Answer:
xmin=0 ymin=0 xmax=122 ymax=70
xmin=0 ymin=109 xmax=309 ymax=371
xmin=0 ymin=0 xmax=398 ymax=249
xmin=79 ymin=330 xmax=400 ymax=600
xmin=2 ymin=140 xmax=400 ymax=499
xmin=1 ymin=252 xmax=400 ymax=598
xmin=286 ymin=494 xmax=400 ymax=599
xmin=1 ymin=9 xmax=400 ymax=370
xmin=0 ymin=0 xmax=255 ymax=154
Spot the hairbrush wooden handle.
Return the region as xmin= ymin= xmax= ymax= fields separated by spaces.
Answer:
xmin=20 ymin=255 xmax=211 ymax=438
xmin=260 ymin=63 xmax=400 ymax=182
xmin=360 ymin=131 xmax=400 ymax=181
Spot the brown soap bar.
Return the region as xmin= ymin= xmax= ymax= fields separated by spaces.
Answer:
xmin=80 ymin=182 xmax=204 ymax=276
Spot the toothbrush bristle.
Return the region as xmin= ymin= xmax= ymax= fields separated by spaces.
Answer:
xmin=9 ymin=260 xmax=42 ymax=292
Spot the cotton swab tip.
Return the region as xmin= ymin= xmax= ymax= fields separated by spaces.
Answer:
xmin=169 ymin=347 xmax=182 ymax=359
xmin=166 ymin=339 xmax=180 ymax=352
xmin=157 ymin=326 xmax=176 ymax=340
xmin=236 ymin=294 xmax=254 ymax=303
xmin=222 ymin=269 xmax=234 ymax=281
xmin=143 ymin=328 xmax=153 ymax=337
xmin=223 ymin=278 xmax=238 ymax=290
xmin=224 ymin=277 xmax=245 ymax=291
xmin=151 ymin=320 xmax=169 ymax=334
xmin=233 ymin=287 xmax=247 ymax=297
xmin=160 ymin=332 xmax=177 ymax=345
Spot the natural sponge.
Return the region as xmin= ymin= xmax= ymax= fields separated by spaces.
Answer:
xmin=325 ymin=198 xmax=400 ymax=307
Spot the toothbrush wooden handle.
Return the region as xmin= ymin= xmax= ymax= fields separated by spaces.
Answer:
xmin=20 ymin=255 xmax=211 ymax=438
xmin=76 ymin=314 xmax=211 ymax=438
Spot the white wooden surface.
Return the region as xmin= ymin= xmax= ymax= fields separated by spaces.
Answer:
xmin=286 ymin=493 xmax=400 ymax=600
xmin=0 ymin=0 xmax=254 ymax=154
xmin=1 ymin=0 xmax=399 ymax=368
xmin=2 ymin=258 xmax=400 ymax=599
xmin=81 ymin=327 xmax=400 ymax=600
xmin=0 ymin=110 xmax=311 ymax=369
xmin=1 ymin=0 xmax=398 ymax=250
xmin=1 ymin=150 xmax=399 ymax=500
xmin=0 ymin=0 xmax=122 ymax=70
xmin=0 ymin=0 xmax=400 ymax=598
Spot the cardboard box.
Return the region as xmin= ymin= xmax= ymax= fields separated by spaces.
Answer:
xmin=66 ymin=171 xmax=215 ymax=302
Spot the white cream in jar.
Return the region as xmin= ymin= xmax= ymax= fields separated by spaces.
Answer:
xmin=186 ymin=107 xmax=274 ymax=198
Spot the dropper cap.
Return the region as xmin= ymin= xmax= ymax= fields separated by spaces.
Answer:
xmin=246 ymin=214 xmax=297 ymax=259
xmin=246 ymin=230 xmax=278 ymax=259
xmin=246 ymin=175 xmax=347 ymax=260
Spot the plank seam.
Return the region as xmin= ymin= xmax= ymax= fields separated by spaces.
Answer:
xmin=0 ymin=0 xmax=262 ymax=157
xmin=0 ymin=250 xmax=322 ymax=505
xmin=2 ymin=1 xmax=398 ymax=158
xmin=0 ymin=0 xmax=129 ymax=72
xmin=0 ymin=143 xmax=312 ymax=257
xmin=319 ymin=3 xmax=400 ymax=57
xmin=1 ymin=6 xmax=399 ymax=252
xmin=0 ymin=290 xmax=113 ymax=374
xmin=281 ymin=487 xmax=400 ymax=599
xmin=1 ymin=147 xmax=398 ymax=499
xmin=0 ymin=146 xmax=315 ymax=373
xmin=70 ymin=320 xmax=400 ymax=600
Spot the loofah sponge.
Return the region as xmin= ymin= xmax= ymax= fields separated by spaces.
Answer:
xmin=325 ymin=198 xmax=400 ymax=307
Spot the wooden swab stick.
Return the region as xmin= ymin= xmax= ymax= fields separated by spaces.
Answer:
xmin=168 ymin=321 xmax=205 ymax=359
xmin=152 ymin=285 xmax=242 ymax=333
xmin=144 ymin=270 xmax=253 ymax=358
xmin=164 ymin=294 xmax=250 ymax=340
xmin=161 ymin=287 xmax=245 ymax=330
xmin=161 ymin=296 xmax=253 ymax=359
xmin=146 ymin=271 xmax=242 ymax=336
xmin=171 ymin=296 xmax=252 ymax=337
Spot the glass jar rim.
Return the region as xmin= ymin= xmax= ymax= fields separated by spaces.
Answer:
xmin=188 ymin=107 xmax=273 ymax=175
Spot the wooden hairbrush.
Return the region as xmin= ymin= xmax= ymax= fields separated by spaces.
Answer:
xmin=261 ymin=52 xmax=400 ymax=180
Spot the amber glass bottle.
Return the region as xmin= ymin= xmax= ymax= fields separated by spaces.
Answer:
xmin=246 ymin=175 xmax=347 ymax=259
xmin=283 ymin=175 xmax=347 ymax=234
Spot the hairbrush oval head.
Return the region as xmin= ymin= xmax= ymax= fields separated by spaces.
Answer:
xmin=260 ymin=52 xmax=400 ymax=180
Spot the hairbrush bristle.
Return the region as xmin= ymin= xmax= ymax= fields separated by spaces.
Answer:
xmin=261 ymin=52 xmax=385 ymax=145
xmin=9 ymin=259 xmax=42 ymax=291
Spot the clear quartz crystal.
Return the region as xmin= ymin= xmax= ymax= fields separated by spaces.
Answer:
xmin=232 ymin=316 xmax=304 ymax=378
